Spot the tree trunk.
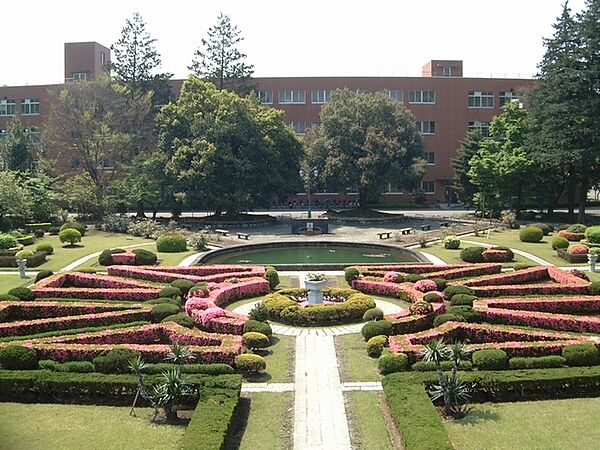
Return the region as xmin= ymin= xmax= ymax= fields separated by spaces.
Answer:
xmin=136 ymin=200 xmax=146 ymax=219
xmin=567 ymin=180 xmax=576 ymax=223
xmin=163 ymin=404 xmax=178 ymax=423
xmin=578 ymin=182 xmax=588 ymax=224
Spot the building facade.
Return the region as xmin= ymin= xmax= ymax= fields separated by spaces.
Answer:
xmin=0 ymin=43 xmax=534 ymax=204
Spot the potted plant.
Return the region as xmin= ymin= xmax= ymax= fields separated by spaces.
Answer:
xmin=305 ymin=273 xmax=327 ymax=304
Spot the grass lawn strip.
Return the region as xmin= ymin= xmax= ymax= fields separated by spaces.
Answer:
xmin=422 ymin=243 xmax=533 ymax=267
xmin=238 ymin=392 xmax=293 ymax=450
xmin=0 ymin=403 xmax=185 ymax=450
xmin=345 ymin=391 xmax=394 ymax=450
xmin=445 ymin=397 xmax=600 ymax=450
xmin=335 ymin=333 xmax=381 ymax=382
xmin=0 ymin=275 xmax=33 ymax=293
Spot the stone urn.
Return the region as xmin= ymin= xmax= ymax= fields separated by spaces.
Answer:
xmin=588 ymin=253 xmax=598 ymax=272
xmin=15 ymin=259 xmax=27 ymax=279
xmin=305 ymin=275 xmax=327 ymax=304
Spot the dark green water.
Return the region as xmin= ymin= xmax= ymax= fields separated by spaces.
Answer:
xmin=205 ymin=246 xmax=417 ymax=264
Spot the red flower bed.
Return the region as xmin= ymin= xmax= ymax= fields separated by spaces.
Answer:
xmin=0 ymin=301 xmax=137 ymax=321
xmin=558 ymin=230 xmax=585 ymax=241
xmin=425 ymin=264 xmax=502 ymax=280
xmin=386 ymin=302 xmax=445 ymax=335
xmin=107 ymin=265 xmax=266 ymax=283
xmin=351 ymin=279 xmax=422 ymax=303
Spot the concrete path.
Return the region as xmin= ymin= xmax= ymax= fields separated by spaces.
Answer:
xmin=418 ymin=251 xmax=447 ymax=265
xmin=294 ymin=333 xmax=352 ymax=450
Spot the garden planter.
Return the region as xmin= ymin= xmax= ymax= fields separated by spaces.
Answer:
xmin=557 ymin=249 xmax=588 ymax=264
xmin=305 ymin=279 xmax=326 ymax=304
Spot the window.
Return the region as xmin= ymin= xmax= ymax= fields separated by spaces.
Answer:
xmin=21 ymin=98 xmax=40 ymax=115
xmin=468 ymin=91 xmax=494 ymax=108
xmin=0 ymin=99 xmax=16 ymax=116
xmin=421 ymin=180 xmax=435 ymax=194
xmin=409 ymin=90 xmax=435 ymax=104
xmin=25 ymin=127 xmax=40 ymax=145
xmin=0 ymin=129 xmax=5 ymax=139
xmin=278 ymin=90 xmax=306 ymax=104
xmin=443 ymin=66 xmax=452 ymax=77
xmin=311 ymin=121 xmax=321 ymax=129
xmin=291 ymin=121 xmax=306 ymax=134
xmin=416 ymin=121 xmax=436 ymax=135
xmin=258 ymin=91 xmax=273 ymax=104
xmin=388 ymin=90 xmax=403 ymax=102
xmin=311 ymin=90 xmax=331 ymax=104
xmin=100 ymin=51 xmax=106 ymax=65
xmin=73 ymin=72 xmax=87 ymax=82
xmin=499 ymin=91 xmax=518 ymax=106
xmin=424 ymin=152 xmax=435 ymax=165
xmin=468 ymin=121 xmax=490 ymax=138
xmin=386 ymin=183 xmax=403 ymax=193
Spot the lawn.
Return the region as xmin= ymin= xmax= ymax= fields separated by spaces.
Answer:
xmin=250 ymin=334 xmax=295 ymax=383
xmin=346 ymin=391 xmax=394 ymax=450
xmin=335 ymin=333 xmax=380 ymax=382
xmin=0 ymin=275 xmax=34 ymax=293
xmin=445 ymin=397 xmax=600 ymax=450
xmin=0 ymin=403 xmax=185 ymax=450
xmin=421 ymin=242 xmax=534 ymax=268
xmin=237 ymin=392 xmax=293 ymax=450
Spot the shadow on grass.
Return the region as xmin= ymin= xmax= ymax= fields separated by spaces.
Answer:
xmin=225 ymin=396 xmax=251 ymax=450
xmin=452 ymin=406 xmax=501 ymax=426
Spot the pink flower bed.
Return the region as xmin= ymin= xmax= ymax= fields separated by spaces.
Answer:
xmin=107 ymin=265 xmax=266 ymax=283
xmin=558 ymin=230 xmax=585 ymax=241
xmin=352 ymin=279 xmax=422 ymax=303
xmin=383 ymin=271 xmax=404 ymax=282
xmin=414 ymin=279 xmax=437 ymax=292
xmin=458 ymin=266 xmax=549 ymax=287
xmin=0 ymin=301 xmax=136 ymax=321
xmin=111 ymin=252 xmax=137 ymax=265
xmin=482 ymin=249 xmax=511 ymax=262
xmin=360 ymin=264 xmax=502 ymax=280
xmin=386 ymin=302 xmax=445 ymax=334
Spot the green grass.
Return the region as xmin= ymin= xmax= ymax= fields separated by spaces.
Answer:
xmin=224 ymin=296 xmax=264 ymax=312
xmin=346 ymin=391 xmax=394 ymax=450
xmin=422 ymin=241 xmax=536 ymax=268
xmin=238 ymin=392 xmax=292 ymax=450
xmin=0 ymin=403 xmax=185 ymax=450
xmin=0 ymin=275 xmax=33 ymax=293
xmin=155 ymin=249 xmax=197 ymax=267
xmin=445 ymin=397 xmax=600 ymax=450
xmin=251 ymin=335 xmax=295 ymax=383
xmin=335 ymin=333 xmax=381 ymax=382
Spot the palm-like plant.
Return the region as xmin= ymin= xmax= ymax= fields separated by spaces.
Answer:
xmin=166 ymin=341 xmax=195 ymax=365
xmin=152 ymin=368 xmax=195 ymax=422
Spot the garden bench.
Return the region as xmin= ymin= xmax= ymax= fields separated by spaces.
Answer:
xmin=399 ymin=227 xmax=414 ymax=235
xmin=420 ymin=224 xmax=432 ymax=231
xmin=377 ymin=231 xmax=393 ymax=239
xmin=215 ymin=229 xmax=230 ymax=237
xmin=237 ymin=232 xmax=250 ymax=240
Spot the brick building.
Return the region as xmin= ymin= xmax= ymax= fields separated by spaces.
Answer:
xmin=0 ymin=43 xmax=534 ymax=204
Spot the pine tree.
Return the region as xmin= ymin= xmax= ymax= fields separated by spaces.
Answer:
xmin=451 ymin=129 xmax=483 ymax=206
xmin=189 ymin=13 xmax=254 ymax=94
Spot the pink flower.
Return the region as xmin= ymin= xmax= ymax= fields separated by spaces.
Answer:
xmin=414 ymin=279 xmax=437 ymax=293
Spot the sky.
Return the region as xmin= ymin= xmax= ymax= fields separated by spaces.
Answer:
xmin=1 ymin=0 xmax=589 ymax=86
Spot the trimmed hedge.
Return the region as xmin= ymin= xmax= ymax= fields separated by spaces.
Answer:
xmin=242 ymin=332 xmax=271 ymax=351
xmin=363 ymin=307 xmax=384 ymax=321
xmin=433 ymin=313 xmax=465 ymax=327
xmin=264 ymin=267 xmax=280 ymax=290
xmin=367 ymin=335 xmax=388 ymax=357
xmin=98 ymin=248 xmax=126 ymax=266
xmin=551 ymin=236 xmax=570 ymax=250
xmin=378 ymin=351 xmax=409 ymax=375
xmin=459 ymin=246 xmax=485 ymax=263
xmin=449 ymin=294 xmax=477 ymax=307
xmin=7 ymin=287 xmax=35 ymax=301
xmin=140 ymin=363 xmax=235 ymax=376
xmin=361 ymin=319 xmax=393 ymax=341
xmin=446 ymin=306 xmax=479 ymax=323
xmin=344 ymin=266 xmax=361 ymax=284
xmin=36 ymin=243 xmax=54 ymax=255
xmin=159 ymin=286 xmax=181 ymax=299
xmin=443 ymin=285 xmax=474 ymax=300
xmin=529 ymin=223 xmax=552 ymax=235
xmin=93 ymin=347 xmax=141 ymax=374
xmin=235 ymin=354 xmax=266 ymax=374
xmin=171 ymin=279 xmax=195 ymax=294
xmin=35 ymin=270 xmax=54 ymax=282
xmin=151 ymin=303 xmax=181 ymax=323
xmin=156 ymin=234 xmax=187 ymax=252
xmin=562 ymin=343 xmax=599 ymax=367
xmin=161 ymin=313 xmax=195 ymax=328
xmin=472 ymin=348 xmax=508 ymax=370
xmin=243 ymin=320 xmax=273 ymax=338
xmin=508 ymin=356 xmax=566 ymax=370
xmin=412 ymin=360 xmax=473 ymax=372
xmin=132 ymin=248 xmax=157 ymax=265
xmin=0 ymin=345 xmax=38 ymax=370
xmin=519 ymin=226 xmax=544 ymax=243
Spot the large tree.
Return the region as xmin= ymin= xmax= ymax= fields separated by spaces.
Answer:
xmin=43 ymin=78 xmax=153 ymax=218
xmin=451 ymin=129 xmax=484 ymax=206
xmin=158 ymin=77 xmax=302 ymax=215
xmin=305 ymin=89 xmax=425 ymax=207
xmin=0 ymin=115 xmax=34 ymax=172
xmin=189 ymin=13 xmax=254 ymax=93
xmin=0 ymin=171 xmax=31 ymax=222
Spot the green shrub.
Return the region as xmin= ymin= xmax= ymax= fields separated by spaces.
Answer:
xmin=159 ymin=286 xmax=181 ymax=299
xmin=141 ymin=363 xmax=235 ymax=375
xmin=151 ymin=303 xmax=181 ymax=322
xmin=443 ymin=235 xmax=461 ymax=249
xmin=243 ymin=319 xmax=272 ymax=338
xmin=39 ymin=359 xmax=60 ymax=371
xmin=242 ymin=332 xmax=271 ymax=351
xmin=170 ymin=279 xmax=195 ymax=294
xmin=361 ymin=319 xmax=393 ymax=341
xmin=405 ymin=273 xmax=424 ymax=283
xmin=562 ymin=343 xmax=600 ymax=367
xmin=459 ymin=246 xmax=486 ymax=263
xmin=15 ymin=249 xmax=34 ymax=259
xmin=378 ymin=351 xmax=409 ymax=374
xmin=568 ymin=223 xmax=587 ymax=233
xmin=589 ymin=282 xmax=600 ymax=295
xmin=75 ymin=267 xmax=97 ymax=274
xmin=513 ymin=263 xmax=534 ymax=271
xmin=59 ymin=228 xmax=82 ymax=246
xmin=62 ymin=361 xmax=95 ymax=373
xmin=0 ymin=234 xmax=18 ymax=250
xmin=519 ymin=226 xmax=544 ymax=243
xmin=508 ymin=356 xmax=566 ymax=369
xmin=430 ymin=278 xmax=447 ymax=291
xmin=161 ymin=313 xmax=195 ymax=328
xmin=189 ymin=283 xmax=209 ymax=297
xmin=7 ymin=287 xmax=35 ymax=301
xmin=60 ymin=222 xmax=86 ymax=236
xmin=433 ymin=313 xmax=465 ymax=327
xmin=156 ymin=234 xmax=187 ymax=252
xmin=344 ymin=266 xmax=362 ymax=284
xmin=145 ymin=297 xmax=181 ymax=307
xmin=412 ymin=360 xmax=473 ymax=371
xmin=472 ymin=348 xmax=508 ymax=370
xmin=0 ymin=345 xmax=38 ymax=369
xmin=409 ymin=300 xmax=433 ymax=315
xmin=33 ymin=229 xmax=45 ymax=238
xmin=93 ymin=347 xmax=141 ymax=374
xmin=98 ymin=248 xmax=125 ymax=266
xmin=132 ymin=248 xmax=157 ymax=265
xmin=0 ymin=294 xmax=19 ymax=301
xmin=235 ymin=354 xmax=266 ymax=374
xmin=248 ymin=302 xmax=270 ymax=322
xmin=585 ymin=226 xmax=600 ymax=245
xmin=423 ymin=292 xmax=443 ymax=303
xmin=264 ymin=267 xmax=280 ymax=290
xmin=443 ymin=285 xmax=474 ymax=300
xmin=48 ymin=226 xmax=60 ymax=235
xmin=363 ymin=307 xmax=384 ymax=321
xmin=35 ymin=270 xmax=54 ymax=282
xmin=551 ymin=236 xmax=570 ymax=250
xmin=367 ymin=335 xmax=388 ymax=357
xmin=36 ymin=243 xmax=54 ymax=255
xmin=450 ymin=294 xmax=477 ymax=307
xmin=529 ymin=223 xmax=552 ymax=235
xmin=446 ymin=306 xmax=479 ymax=323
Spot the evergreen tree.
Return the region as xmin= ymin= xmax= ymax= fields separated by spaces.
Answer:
xmin=451 ymin=129 xmax=483 ymax=206
xmin=189 ymin=13 xmax=254 ymax=94
xmin=0 ymin=115 xmax=34 ymax=172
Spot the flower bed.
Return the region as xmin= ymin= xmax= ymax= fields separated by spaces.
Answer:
xmin=107 ymin=265 xmax=266 ymax=283
xmin=0 ymin=301 xmax=138 ymax=321
xmin=351 ymin=280 xmax=422 ymax=302
xmin=557 ymin=249 xmax=589 ymax=264
xmin=558 ymin=230 xmax=585 ymax=241
xmin=386 ymin=302 xmax=445 ymax=335
xmin=425 ymin=264 xmax=502 ymax=280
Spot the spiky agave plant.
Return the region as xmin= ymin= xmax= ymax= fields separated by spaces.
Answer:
xmin=165 ymin=341 xmax=195 ymax=365
xmin=152 ymin=368 xmax=196 ymax=422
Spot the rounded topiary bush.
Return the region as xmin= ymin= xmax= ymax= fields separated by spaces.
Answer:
xmin=0 ymin=294 xmax=19 ymax=301
xmin=443 ymin=235 xmax=461 ymax=249
xmin=235 ymin=354 xmax=266 ymax=374
xmin=446 ymin=306 xmax=479 ymax=322
xmin=189 ymin=283 xmax=209 ymax=297
xmin=443 ymin=285 xmax=474 ymax=300
xmin=0 ymin=345 xmax=38 ymax=369
xmin=60 ymin=222 xmax=86 ymax=236
xmin=378 ymin=350 xmax=409 ymax=375
xmin=265 ymin=267 xmax=280 ymax=290
xmin=409 ymin=300 xmax=433 ymax=315
xmin=159 ymin=286 xmax=181 ymax=299
xmin=344 ymin=266 xmax=362 ymax=284
xmin=460 ymin=246 xmax=486 ymax=263
xmin=145 ymin=297 xmax=181 ymax=307
xmin=161 ymin=313 xmax=195 ymax=328
xmin=35 ymin=270 xmax=54 ymax=282
xmin=363 ymin=307 xmax=384 ymax=322
xmin=405 ymin=273 xmax=423 ymax=283
xmin=7 ymin=287 xmax=35 ymax=301
xmin=242 ymin=332 xmax=271 ymax=351
xmin=551 ymin=236 xmax=570 ymax=250
xmin=15 ymin=249 xmax=34 ymax=259
xmin=93 ymin=347 xmax=140 ymax=374
xmin=151 ymin=303 xmax=181 ymax=323
xmin=36 ymin=243 xmax=54 ymax=255
xmin=156 ymin=234 xmax=187 ymax=253
xmin=132 ymin=248 xmax=158 ymax=265
xmin=589 ymin=282 xmax=600 ymax=295
xmin=384 ymin=271 xmax=405 ymax=283
xmin=568 ymin=224 xmax=587 ymax=233
xmin=529 ymin=223 xmax=552 ymax=235
xmin=472 ymin=348 xmax=508 ymax=370
xmin=430 ymin=278 xmax=447 ymax=291
xmin=562 ymin=343 xmax=599 ymax=367
xmin=243 ymin=319 xmax=273 ymax=338
xmin=170 ymin=279 xmax=195 ymax=294
xmin=414 ymin=279 xmax=438 ymax=293
xmin=585 ymin=226 xmax=600 ymax=245
xmin=0 ymin=233 xmax=18 ymax=250
xmin=361 ymin=319 xmax=393 ymax=341
xmin=450 ymin=294 xmax=477 ymax=307
xmin=433 ymin=313 xmax=466 ymax=327
xmin=59 ymin=228 xmax=82 ymax=246
xmin=423 ymin=291 xmax=444 ymax=303
xmin=367 ymin=335 xmax=388 ymax=357
xmin=34 ymin=229 xmax=45 ymax=238
xmin=519 ymin=226 xmax=544 ymax=243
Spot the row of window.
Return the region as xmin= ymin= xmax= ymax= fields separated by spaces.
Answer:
xmin=0 ymin=127 xmax=40 ymax=144
xmin=310 ymin=179 xmax=437 ymax=195
xmin=259 ymin=90 xmax=519 ymax=107
xmin=0 ymin=98 xmax=40 ymax=116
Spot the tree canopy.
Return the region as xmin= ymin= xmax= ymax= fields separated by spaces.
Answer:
xmin=451 ymin=129 xmax=484 ymax=206
xmin=0 ymin=115 xmax=34 ymax=172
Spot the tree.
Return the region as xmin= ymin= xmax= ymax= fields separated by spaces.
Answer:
xmin=158 ymin=77 xmax=302 ymax=215
xmin=305 ymin=89 xmax=425 ymax=207
xmin=0 ymin=171 xmax=31 ymax=222
xmin=0 ymin=115 xmax=34 ymax=172
xmin=451 ymin=129 xmax=484 ymax=206
xmin=189 ymin=13 xmax=254 ymax=94
xmin=25 ymin=170 xmax=58 ymax=222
